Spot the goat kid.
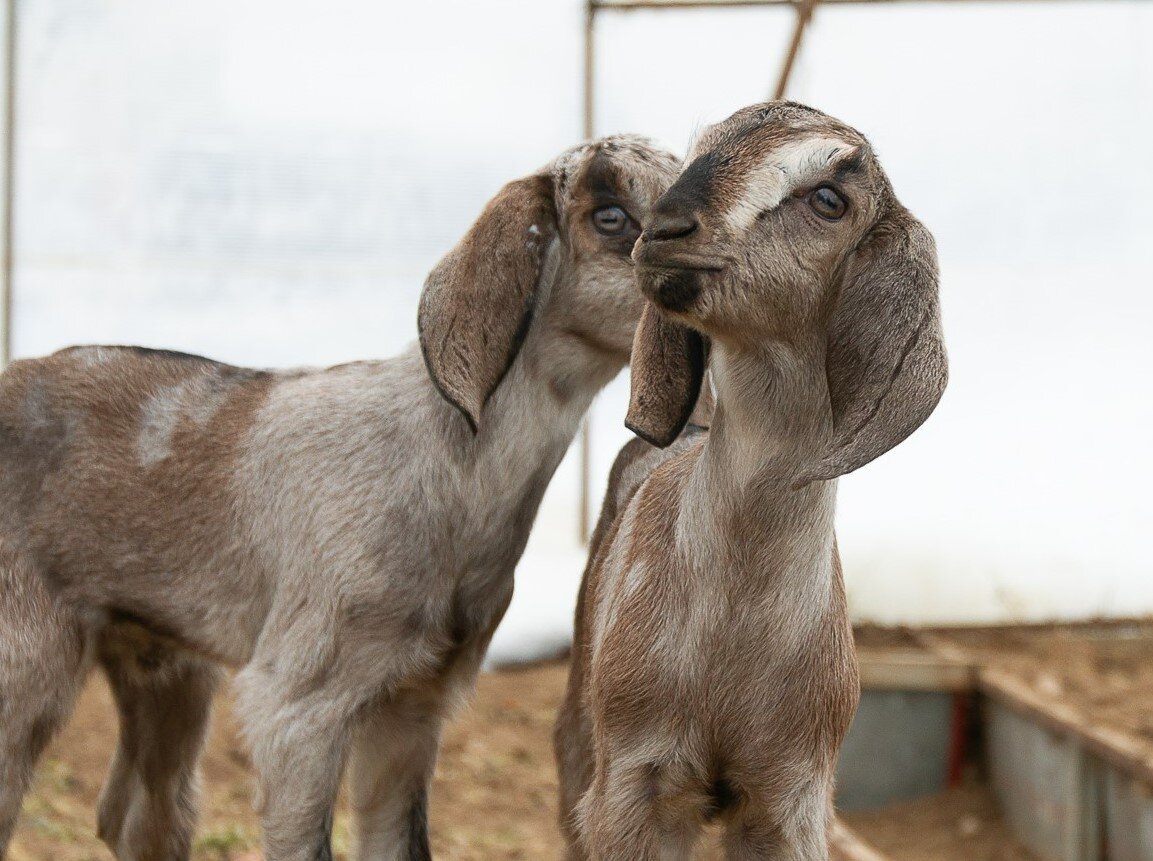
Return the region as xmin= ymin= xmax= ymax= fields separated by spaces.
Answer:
xmin=0 ymin=136 xmax=679 ymax=861
xmin=555 ymin=102 xmax=948 ymax=860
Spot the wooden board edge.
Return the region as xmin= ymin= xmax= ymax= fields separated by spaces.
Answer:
xmin=856 ymin=646 xmax=976 ymax=692
xmin=830 ymin=819 xmax=893 ymax=861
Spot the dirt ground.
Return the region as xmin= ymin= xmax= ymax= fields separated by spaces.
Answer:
xmin=843 ymin=783 xmax=1038 ymax=861
xmin=16 ymin=623 xmax=1150 ymax=860
xmin=8 ymin=664 xmax=571 ymax=861
xmin=6 ymin=655 xmax=1005 ymax=861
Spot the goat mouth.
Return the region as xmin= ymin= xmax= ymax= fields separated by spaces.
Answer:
xmin=638 ymin=268 xmax=703 ymax=313
xmin=632 ymin=248 xmax=728 ymax=273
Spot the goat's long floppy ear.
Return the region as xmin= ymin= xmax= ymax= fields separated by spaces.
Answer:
xmin=800 ymin=209 xmax=948 ymax=484
xmin=625 ymin=302 xmax=708 ymax=448
xmin=418 ymin=174 xmax=557 ymax=432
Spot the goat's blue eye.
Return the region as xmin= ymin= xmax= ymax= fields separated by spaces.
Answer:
xmin=592 ymin=206 xmax=630 ymax=235
xmin=809 ymin=186 xmax=847 ymax=220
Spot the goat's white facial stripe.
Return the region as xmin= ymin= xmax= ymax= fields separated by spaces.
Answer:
xmin=723 ymin=137 xmax=855 ymax=232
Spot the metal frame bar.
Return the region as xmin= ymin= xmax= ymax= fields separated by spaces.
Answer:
xmin=594 ymin=0 xmax=1096 ymax=6
xmin=1 ymin=0 xmax=16 ymax=369
xmin=774 ymin=0 xmax=818 ymax=99
xmin=578 ymin=1 xmax=597 ymax=542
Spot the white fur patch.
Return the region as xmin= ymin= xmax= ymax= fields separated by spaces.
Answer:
xmin=723 ymin=137 xmax=855 ymax=232
xmin=589 ymin=503 xmax=644 ymax=665
xmin=136 ymin=376 xmax=229 ymax=466
xmin=137 ymin=382 xmax=189 ymax=466
xmin=74 ymin=346 xmax=117 ymax=367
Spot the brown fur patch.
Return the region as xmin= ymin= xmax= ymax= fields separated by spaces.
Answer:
xmin=0 ymin=346 xmax=275 ymax=660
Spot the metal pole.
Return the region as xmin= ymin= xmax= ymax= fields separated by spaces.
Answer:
xmin=774 ymin=0 xmax=818 ymax=100
xmin=1 ymin=0 xmax=16 ymax=368
xmin=594 ymin=0 xmax=1092 ymax=8
xmin=578 ymin=1 xmax=596 ymax=544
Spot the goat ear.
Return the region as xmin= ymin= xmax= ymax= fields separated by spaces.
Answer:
xmin=625 ymin=302 xmax=708 ymax=448
xmin=418 ymin=174 xmax=557 ymax=432
xmin=800 ymin=209 xmax=948 ymax=484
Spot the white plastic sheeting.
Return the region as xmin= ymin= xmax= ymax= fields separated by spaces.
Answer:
xmin=8 ymin=1 xmax=1153 ymax=665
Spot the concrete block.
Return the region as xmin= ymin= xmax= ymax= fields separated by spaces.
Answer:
xmin=836 ymin=689 xmax=955 ymax=810
xmin=986 ymin=700 xmax=1099 ymax=861
xmin=1102 ymin=765 xmax=1153 ymax=861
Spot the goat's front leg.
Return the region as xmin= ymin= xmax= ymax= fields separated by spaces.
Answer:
xmin=348 ymin=694 xmax=443 ymax=861
xmin=235 ymin=662 xmax=358 ymax=861
xmin=96 ymin=635 xmax=221 ymax=861
xmin=722 ymin=782 xmax=830 ymax=861
xmin=577 ymin=759 xmax=703 ymax=861
xmin=553 ymin=666 xmax=594 ymax=860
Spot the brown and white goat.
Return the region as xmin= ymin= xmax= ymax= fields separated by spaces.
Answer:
xmin=554 ymin=102 xmax=948 ymax=860
xmin=0 ymin=136 xmax=679 ymax=861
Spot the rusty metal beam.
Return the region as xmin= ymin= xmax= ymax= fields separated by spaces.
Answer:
xmin=594 ymin=0 xmax=1101 ymax=7
xmin=774 ymin=0 xmax=817 ymax=99
xmin=578 ymin=2 xmax=597 ymax=543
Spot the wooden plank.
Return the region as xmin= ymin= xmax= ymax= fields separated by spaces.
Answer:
xmin=915 ymin=630 xmax=973 ymax=665
xmin=830 ymin=820 xmax=893 ymax=861
xmin=856 ymin=646 xmax=976 ymax=692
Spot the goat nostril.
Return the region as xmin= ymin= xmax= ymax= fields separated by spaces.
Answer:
xmin=646 ymin=213 xmax=699 ymax=243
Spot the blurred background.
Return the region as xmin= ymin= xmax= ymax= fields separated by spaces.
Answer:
xmin=4 ymin=0 xmax=1152 ymax=665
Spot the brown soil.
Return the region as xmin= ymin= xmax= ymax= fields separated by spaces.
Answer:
xmin=933 ymin=621 xmax=1153 ymax=760
xmin=21 ymin=622 xmax=1143 ymax=861
xmin=9 ymin=663 xmax=739 ymax=861
xmin=8 ymin=664 xmax=571 ymax=861
xmin=1 ymin=655 xmax=1010 ymax=861
xmin=843 ymin=782 xmax=1038 ymax=861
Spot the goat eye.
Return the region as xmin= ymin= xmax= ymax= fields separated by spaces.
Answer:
xmin=809 ymin=186 xmax=847 ymax=220
xmin=592 ymin=205 xmax=630 ymax=235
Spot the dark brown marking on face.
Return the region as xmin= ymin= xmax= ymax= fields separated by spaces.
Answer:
xmin=651 ymin=151 xmax=722 ymax=222
xmin=704 ymin=775 xmax=741 ymax=821
xmin=685 ymin=101 xmax=873 ymax=227
xmin=567 ymin=147 xmax=650 ymax=256
xmin=832 ymin=146 xmax=869 ymax=183
xmin=523 ymin=135 xmax=681 ymax=372
xmin=584 ymin=152 xmax=621 ymax=202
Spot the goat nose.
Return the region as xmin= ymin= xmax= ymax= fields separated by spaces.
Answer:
xmin=645 ymin=211 xmax=699 ymax=243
